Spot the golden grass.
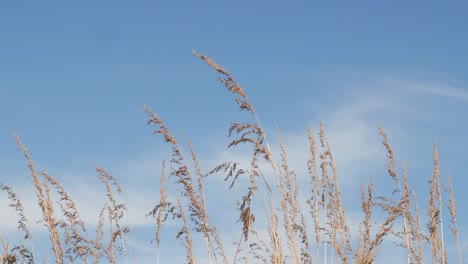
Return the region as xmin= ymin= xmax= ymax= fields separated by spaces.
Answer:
xmin=0 ymin=51 xmax=463 ymax=264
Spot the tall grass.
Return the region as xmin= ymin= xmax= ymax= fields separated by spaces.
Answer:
xmin=0 ymin=51 xmax=463 ymax=264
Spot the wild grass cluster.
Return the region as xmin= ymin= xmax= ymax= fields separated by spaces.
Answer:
xmin=0 ymin=51 xmax=464 ymax=264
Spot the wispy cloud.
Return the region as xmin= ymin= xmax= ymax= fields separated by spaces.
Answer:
xmin=413 ymin=83 xmax=468 ymax=101
xmin=385 ymin=78 xmax=468 ymax=102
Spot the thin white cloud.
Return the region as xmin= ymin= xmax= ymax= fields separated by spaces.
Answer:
xmin=418 ymin=84 xmax=468 ymax=101
xmin=389 ymin=79 xmax=468 ymax=101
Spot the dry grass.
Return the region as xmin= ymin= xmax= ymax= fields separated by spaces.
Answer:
xmin=0 ymin=51 xmax=464 ymax=263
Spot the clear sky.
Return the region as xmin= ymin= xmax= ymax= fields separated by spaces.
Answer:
xmin=1 ymin=1 xmax=468 ymax=263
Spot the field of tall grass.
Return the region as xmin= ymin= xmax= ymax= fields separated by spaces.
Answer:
xmin=0 ymin=51 xmax=463 ymax=264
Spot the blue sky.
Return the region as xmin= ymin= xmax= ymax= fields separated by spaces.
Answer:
xmin=1 ymin=1 xmax=468 ymax=263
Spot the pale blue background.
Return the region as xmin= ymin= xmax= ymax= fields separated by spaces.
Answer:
xmin=1 ymin=1 xmax=467 ymax=263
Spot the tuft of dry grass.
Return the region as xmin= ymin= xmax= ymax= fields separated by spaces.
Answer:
xmin=0 ymin=51 xmax=464 ymax=264
xmin=4 ymin=135 xmax=132 ymax=264
xmin=0 ymin=183 xmax=34 ymax=264
xmin=445 ymin=175 xmax=461 ymax=264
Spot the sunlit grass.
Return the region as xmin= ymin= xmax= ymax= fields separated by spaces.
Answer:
xmin=1 ymin=52 xmax=462 ymax=264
